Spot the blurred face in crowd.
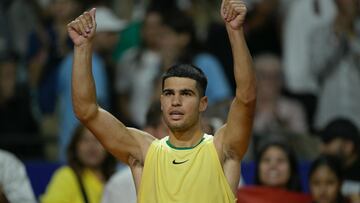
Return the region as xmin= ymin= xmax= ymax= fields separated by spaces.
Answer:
xmin=159 ymin=26 xmax=190 ymax=60
xmin=50 ymin=0 xmax=81 ymax=22
xmin=77 ymin=129 xmax=107 ymax=168
xmin=95 ymin=31 xmax=119 ymax=54
xmin=310 ymin=165 xmax=340 ymax=203
xmin=259 ymin=146 xmax=291 ymax=188
xmin=255 ymin=55 xmax=282 ymax=101
xmin=321 ymin=138 xmax=344 ymax=156
xmin=0 ymin=61 xmax=16 ymax=102
xmin=142 ymin=12 xmax=163 ymax=50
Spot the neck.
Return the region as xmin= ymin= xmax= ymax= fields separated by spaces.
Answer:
xmin=88 ymin=167 xmax=105 ymax=182
xmin=168 ymin=122 xmax=204 ymax=148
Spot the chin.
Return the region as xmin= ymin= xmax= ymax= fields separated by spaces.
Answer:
xmin=167 ymin=121 xmax=189 ymax=132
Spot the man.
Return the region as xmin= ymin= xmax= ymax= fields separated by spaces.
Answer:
xmin=320 ymin=118 xmax=360 ymax=200
xmin=67 ymin=0 xmax=256 ymax=202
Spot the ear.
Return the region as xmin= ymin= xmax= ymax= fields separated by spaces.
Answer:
xmin=199 ymin=96 xmax=208 ymax=112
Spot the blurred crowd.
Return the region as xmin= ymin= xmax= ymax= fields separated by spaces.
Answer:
xmin=0 ymin=0 xmax=360 ymax=202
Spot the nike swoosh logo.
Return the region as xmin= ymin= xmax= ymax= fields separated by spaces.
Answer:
xmin=172 ymin=159 xmax=189 ymax=165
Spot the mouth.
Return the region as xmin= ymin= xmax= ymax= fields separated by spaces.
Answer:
xmin=169 ymin=110 xmax=184 ymax=120
xmin=267 ymin=170 xmax=280 ymax=179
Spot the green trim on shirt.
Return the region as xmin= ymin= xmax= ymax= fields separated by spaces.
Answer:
xmin=166 ymin=137 xmax=205 ymax=150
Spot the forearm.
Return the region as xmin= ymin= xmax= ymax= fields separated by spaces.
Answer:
xmin=226 ymin=25 xmax=256 ymax=103
xmin=72 ymin=43 xmax=98 ymax=121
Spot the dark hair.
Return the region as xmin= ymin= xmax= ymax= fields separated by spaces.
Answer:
xmin=67 ymin=125 xmax=116 ymax=181
xmin=161 ymin=10 xmax=202 ymax=63
xmin=309 ymin=155 xmax=345 ymax=203
xmin=321 ymin=118 xmax=360 ymax=153
xmin=254 ymin=138 xmax=302 ymax=192
xmin=161 ymin=64 xmax=208 ymax=97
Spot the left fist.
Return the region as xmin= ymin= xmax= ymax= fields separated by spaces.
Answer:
xmin=221 ymin=0 xmax=247 ymax=30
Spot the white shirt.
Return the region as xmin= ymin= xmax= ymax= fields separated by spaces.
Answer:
xmin=116 ymin=48 xmax=161 ymax=127
xmin=0 ymin=150 xmax=36 ymax=203
xmin=283 ymin=0 xmax=336 ymax=94
xmin=101 ymin=167 xmax=136 ymax=203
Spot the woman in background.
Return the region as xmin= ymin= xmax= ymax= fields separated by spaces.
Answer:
xmin=237 ymin=138 xmax=310 ymax=203
xmin=41 ymin=125 xmax=116 ymax=203
xmin=309 ymin=155 xmax=349 ymax=203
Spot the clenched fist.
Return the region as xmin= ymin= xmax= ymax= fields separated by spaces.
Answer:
xmin=221 ymin=0 xmax=247 ymax=30
xmin=67 ymin=8 xmax=97 ymax=46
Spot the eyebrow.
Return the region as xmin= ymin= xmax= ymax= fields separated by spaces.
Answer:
xmin=162 ymin=89 xmax=174 ymax=94
xmin=162 ymin=88 xmax=196 ymax=95
xmin=180 ymin=89 xmax=196 ymax=95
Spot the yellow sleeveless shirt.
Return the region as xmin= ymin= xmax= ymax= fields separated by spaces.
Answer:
xmin=137 ymin=134 xmax=236 ymax=203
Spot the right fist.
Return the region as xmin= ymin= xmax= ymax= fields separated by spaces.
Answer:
xmin=67 ymin=8 xmax=96 ymax=46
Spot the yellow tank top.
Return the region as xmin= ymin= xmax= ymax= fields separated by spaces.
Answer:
xmin=138 ymin=134 xmax=236 ymax=203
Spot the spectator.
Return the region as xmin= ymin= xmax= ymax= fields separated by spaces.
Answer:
xmin=57 ymin=6 xmax=126 ymax=161
xmin=282 ymin=0 xmax=336 ymax=131
xmin=237 ymin=138 xmax=310 ymax=203
xmin=0 ymin=53 xmax=42 ymax=159
xmin=320 ymin=118 xmax=360 ymax=201
xmin=253 ymin=53 xmax=308 ymax=136
xmin=27 ymin=0 xmax=82 ymax=115
xmin=309 ymin=155 xmax=348 ymax=203
xmin=0 ymin=149 xmax=37 ymax=203
xmin=244 ymin=0 xmax=282 ymax=56
xmin=254 ymin=138 xmax=302 ymax=192
xmin=41 ymin=125 xmax=117 ymax=203
xmin=310 ymin=0 xmax=360 ymax=130
xmin=116 ymin=7 xmax=163 ymax=127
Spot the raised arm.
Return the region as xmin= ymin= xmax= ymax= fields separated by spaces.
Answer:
xmin=215 ymin=0 xmax=256 ymax=161
xmin=68 ymin=8 xmax=153 ymax=164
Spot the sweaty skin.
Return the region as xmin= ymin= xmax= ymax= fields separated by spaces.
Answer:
xmin=68 ymin=0 xmax=255 ymax=196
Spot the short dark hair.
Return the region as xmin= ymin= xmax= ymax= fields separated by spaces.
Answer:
xmin=161 ymin=64 xmax=208 ymax=97
xmin=320 ymin=118 xmax=360 ymax=152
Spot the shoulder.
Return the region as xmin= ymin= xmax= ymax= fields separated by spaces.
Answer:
xmin=0 ymin=150 xmax=24 ymax=172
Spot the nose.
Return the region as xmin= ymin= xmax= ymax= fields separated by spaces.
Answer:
xmin=171 ymin=94 xmax=181 ymax=106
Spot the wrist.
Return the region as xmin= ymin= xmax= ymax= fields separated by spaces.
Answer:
xmin=74 ymin=42 xmax=93 ymax=51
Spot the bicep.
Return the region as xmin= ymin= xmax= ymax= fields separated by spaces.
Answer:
xmin=216 ymin=98 xmax=255 ymax=160
xmin=83 ymin=107 xmax=154 ymax=164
